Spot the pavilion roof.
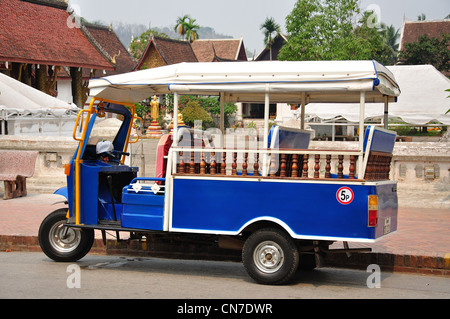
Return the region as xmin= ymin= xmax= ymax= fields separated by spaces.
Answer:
xmin=0 ymin=0 xmax=114 ymax=70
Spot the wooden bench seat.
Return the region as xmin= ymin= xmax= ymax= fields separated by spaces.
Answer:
xmin=0 ymin=150 xmax=38 ymax=200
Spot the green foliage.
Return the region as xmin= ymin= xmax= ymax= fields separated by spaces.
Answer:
xmin=278 ymin=0 xmax=396 ymax=64
xmin=164 ymin=94 xmax=237 ymax=116
xmin=181 ymin=100 xmax=213 ymax=129
xmin=174 ymin=15 xmax=200 ymax=42
xmin=398 ymin=34 xmax=450 ymax=73
xmin=128 ymin=29 xmax=170 ymax=60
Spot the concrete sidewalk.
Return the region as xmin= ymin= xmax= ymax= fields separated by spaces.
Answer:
xmin=0 ymin=193 xmax=449 ymax=276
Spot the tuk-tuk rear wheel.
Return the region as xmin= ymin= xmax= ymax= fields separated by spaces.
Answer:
xmin=242 ymin=228 xmax=299 ymax=285
xmin=39 ymin=208 xmax=94 ymax=262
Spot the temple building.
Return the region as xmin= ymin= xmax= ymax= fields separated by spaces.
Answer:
xmin=0 ymin=0 xmax=134 ymax=107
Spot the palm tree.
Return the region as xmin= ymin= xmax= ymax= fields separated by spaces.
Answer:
xmin=184 ymin=17 xmax=200 ymax=42
xmin=174 ymin=15 xmax=200 ymax=42
xmin=380 ymin=23 xmax=400 ymax=62
xmin=260 ymin=17 xmax=281 ymax=60
xmin=174 ymin=15 xmax=190 ymax=38
xmin=418 ymin=13 xmax=426 ymax=21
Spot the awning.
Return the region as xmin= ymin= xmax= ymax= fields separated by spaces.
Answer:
xmin=89 ymin=60 xmax=400 ymax=104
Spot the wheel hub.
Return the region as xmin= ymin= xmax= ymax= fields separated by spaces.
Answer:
xmin=254 ymin=241 xmax=284 ymax=274
xmin=49 ymin=222 xmax=81 ymax=253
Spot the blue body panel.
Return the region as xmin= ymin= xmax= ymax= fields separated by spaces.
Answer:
xmin=121 ymin=179 xmax=165 ymax=230
xmin=171 ymin=178 xmax=397 ymax=240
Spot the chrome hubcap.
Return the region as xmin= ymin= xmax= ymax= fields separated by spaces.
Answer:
xmin=48 ymin=221 xmax=81 ymax=253
xmin=253 ymin=241 xmax=284 ymax=273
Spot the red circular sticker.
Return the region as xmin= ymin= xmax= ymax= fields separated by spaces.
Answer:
xmin=336 ymin=187 xmax=354 ymax=205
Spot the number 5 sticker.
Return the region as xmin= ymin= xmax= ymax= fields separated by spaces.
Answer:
xmin=336 ymin=187 xmax=354 ymax=205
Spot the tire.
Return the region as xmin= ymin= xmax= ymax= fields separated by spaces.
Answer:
xmin=242 ymin=228 xmax=299 ymax=285
xmin=38 ymin=208 xmax=94 ymax=262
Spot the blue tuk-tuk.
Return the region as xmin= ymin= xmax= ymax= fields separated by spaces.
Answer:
xmin=39 ymin=60 xmax=400 ymax=284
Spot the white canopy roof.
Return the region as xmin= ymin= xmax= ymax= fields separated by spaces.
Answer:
xmin=0 ymin=72 xmax=77 ymax=119
xmin=303 ymin=65 xmax=450 ymax=125
xmin=89 ymin=60 xmax=400 ymax=104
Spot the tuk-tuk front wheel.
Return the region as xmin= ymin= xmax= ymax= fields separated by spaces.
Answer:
xmin=39 ymin=208 xmax=94 ymax=262
xmin=242 ymin=228 xmax=299 ymax=285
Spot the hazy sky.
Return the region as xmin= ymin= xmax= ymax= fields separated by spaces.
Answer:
xmin=69 ymin=0 xmax=450 ymax=54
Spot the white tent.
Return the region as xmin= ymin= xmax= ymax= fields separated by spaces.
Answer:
xmin=302 ymin=65 xmax=450 ymax=125
xmin=0 ymin=72 xmax=78 ymax=135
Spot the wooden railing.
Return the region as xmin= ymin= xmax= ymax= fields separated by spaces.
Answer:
xmin=171 ymin=147 xmax=392 ymax=181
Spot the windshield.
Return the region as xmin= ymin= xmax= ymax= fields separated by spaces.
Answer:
xmin=87 ymin=116 xmax=123 ymax=146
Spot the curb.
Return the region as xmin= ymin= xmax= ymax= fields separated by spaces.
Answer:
xmin=1 ymin=235 xmax=449 ymax=277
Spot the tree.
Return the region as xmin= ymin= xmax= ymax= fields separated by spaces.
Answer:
xmin=174 ymin=15 xmax=190 ymax=38
xmin=260 ymin=17 xmax=281 ymax=60
xmin=279 ymin=0 xmax=394 ymax=63
xmin=174 ymin=15 xmax=200 ymax=42
xmin=278 ymin=0 xmax=363 ymax=61
xmin=181 ymin=100 xmax=213 ymax=129
xmin=398 ymin=34 xmax=450 ymax=73
xmin=418 ymin=13 xmax=426 ymax=21
xmin=128 ymin=29 xmax=169 ymax=60
xmin=379 ymin=23 xmax=400 ymax=62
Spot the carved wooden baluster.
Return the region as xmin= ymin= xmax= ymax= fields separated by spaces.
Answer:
xmin=190 ymin=151 xmax=195 ymax=174
xmin=221 ymin=152 xmax=227 ymax=175
xmin=178 ymin=151 xmax=185 ymax=174
xmin=325 ymin=154 xmax=331 ymax=179
xmin=210 ymin=151 xmax=216 ymax=175
xmin=232 ymin=152 xmax=237 ymax=175
xmin=337 ymin=155 xmax=344 ymax=179
xmin=253 ymin=153 xmax=259 ymax=176
xmin=302 ymin=154 xmax=309 ymax=178
xmin=242 ymin=152 xmax=248 ymax=176
xmin=280 ymin=153 xmax=286 ymax=177
xmin=314 ymin=154 xmax=320 ymax=178
xmin=291 ymin=154 xmax=298 ymax=178
xmin=200 ymin=152 xmax=206 ymax=174
xmin=349 ymin=155 xmax=356 ymax=179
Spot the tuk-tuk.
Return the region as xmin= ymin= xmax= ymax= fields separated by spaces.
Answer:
xmin=39 ymin=60 xmax=400 ymax=284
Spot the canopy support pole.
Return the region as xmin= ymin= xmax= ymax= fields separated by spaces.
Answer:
xmin=173 ymin=92 xmax=179 ymax=146
xmin=263 ymin=92 xmax=270 ymax=149
xmin=262 ymin=92 xmax=270 ymax=176
xmin=358 ymin=91 xmax=365 ymax=179
xmin=220 ymin=92 xmax=225 ymax=134
xmin=300 ymin=92 xmax=306 ymax=130
xmin=384 ymin=95 xmax=389 ymax=130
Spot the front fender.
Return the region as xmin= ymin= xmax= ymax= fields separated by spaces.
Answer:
xmin=53 ymin=187 xmax=68 ymax=204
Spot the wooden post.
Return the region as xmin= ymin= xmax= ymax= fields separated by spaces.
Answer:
xmin=349 ymin=155 xmax=356 ymax=179
xmin=337 ymin=155 xmax=344 ymax=179
xmin=254 ymin=153 xmax=260 ymax=177
xmin=291 ymin=154 xmax=298 ymax=178
xmin=242 ymin=152 xmax=248 ymax=176
xmin=314 ymin=154 xmax=320 ymax=178
xmin=302 ymin=154 xmax=309 ymax=178
xmin=325 ymin=155 xmax=331 ymax=179
xmin=280 ymin=153 xmax=286 ymax=177
xmin=210 ymin=151 xmax=216 ymax=175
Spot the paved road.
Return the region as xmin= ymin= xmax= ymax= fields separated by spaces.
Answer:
xmin=1 ymin=252 xmax=449 ymax=299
